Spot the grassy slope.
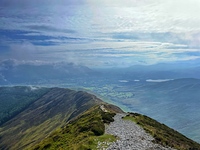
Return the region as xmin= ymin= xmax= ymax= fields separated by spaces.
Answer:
xmin=123 ymin=113 xmax=200 ymax=150
xmin=0 ymin=88 xmax=103 ymax=150
xmin=32 ymin=105 xmax=117 ymax=150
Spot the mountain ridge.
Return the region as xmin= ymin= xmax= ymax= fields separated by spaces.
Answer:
xmin=0 ymin=86 xmax=200 ymax=150
xmin=0 ymin=87 xmax=105 ymax=150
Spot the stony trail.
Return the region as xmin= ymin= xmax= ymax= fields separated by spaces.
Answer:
xmin=103 ymin=113 xmax=176 ymax=150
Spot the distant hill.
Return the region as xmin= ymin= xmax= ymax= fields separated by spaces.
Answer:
xmin=96 ymin=62 xmax=200 ymax=80
xmin=0 ymin=86 xmax=200 ymax=150
xmin=126 ymin=63 xmax=200 ymax=79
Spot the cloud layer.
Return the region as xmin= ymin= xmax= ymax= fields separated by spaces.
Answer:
xmin=0 ymin=0 xmax=200 ymax=67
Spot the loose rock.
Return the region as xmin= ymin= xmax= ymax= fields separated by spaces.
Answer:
xmin=103 ymin=114 xmax=176 ymax=150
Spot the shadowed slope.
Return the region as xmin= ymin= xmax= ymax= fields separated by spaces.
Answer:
xmin=0 ymin=86 xmax=50 ymax=126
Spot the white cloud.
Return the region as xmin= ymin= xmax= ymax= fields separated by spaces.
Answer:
xmin=2 ymin=0 xmax=200 ymax=33
xmin=1 ymin=0 xmax=200 ymax=67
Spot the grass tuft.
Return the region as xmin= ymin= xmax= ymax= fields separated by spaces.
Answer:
xmin=31 ymin=105 xmax=116 ymax=150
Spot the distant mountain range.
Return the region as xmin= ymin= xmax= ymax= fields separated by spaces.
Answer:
xmin=0 ymin=59 xmax=98 ymax=85
xmin=0 ymin=86 xmax=200 ymax=150
xmin=1 ymin=59 xmax=200 ymax=85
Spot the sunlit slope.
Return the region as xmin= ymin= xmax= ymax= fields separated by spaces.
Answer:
xmin=0 ymin=87 xmax=103 ymax=150
xmin=32 ymin=105 xmax=122 ymax=150
xmin=33 ymin=105 xmax=200 ymax=150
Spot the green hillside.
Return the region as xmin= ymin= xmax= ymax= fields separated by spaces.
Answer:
xmin=0 ymin=87 xmax=104 ymax=150
xmin=32 ymin=105 xmax=119 ymax=150
xmin=34 ymin=107 xmax=200 ymax=150
xmin=0 ymin=86 xmax=50 ymax=125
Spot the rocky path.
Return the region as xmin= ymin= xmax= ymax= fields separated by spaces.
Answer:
xmin=103 ymin=113 xmax=176 ymax=150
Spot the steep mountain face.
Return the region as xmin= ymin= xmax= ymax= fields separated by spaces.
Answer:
xmin=0 ymin=87 xmax=103 ymax=150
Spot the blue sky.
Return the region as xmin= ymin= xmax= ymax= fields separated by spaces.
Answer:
xmin=0 ymin=0 xmax=200 ymax=67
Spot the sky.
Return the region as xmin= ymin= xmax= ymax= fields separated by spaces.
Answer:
xmin=0 ymin=0 xmax=200 ymax=67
